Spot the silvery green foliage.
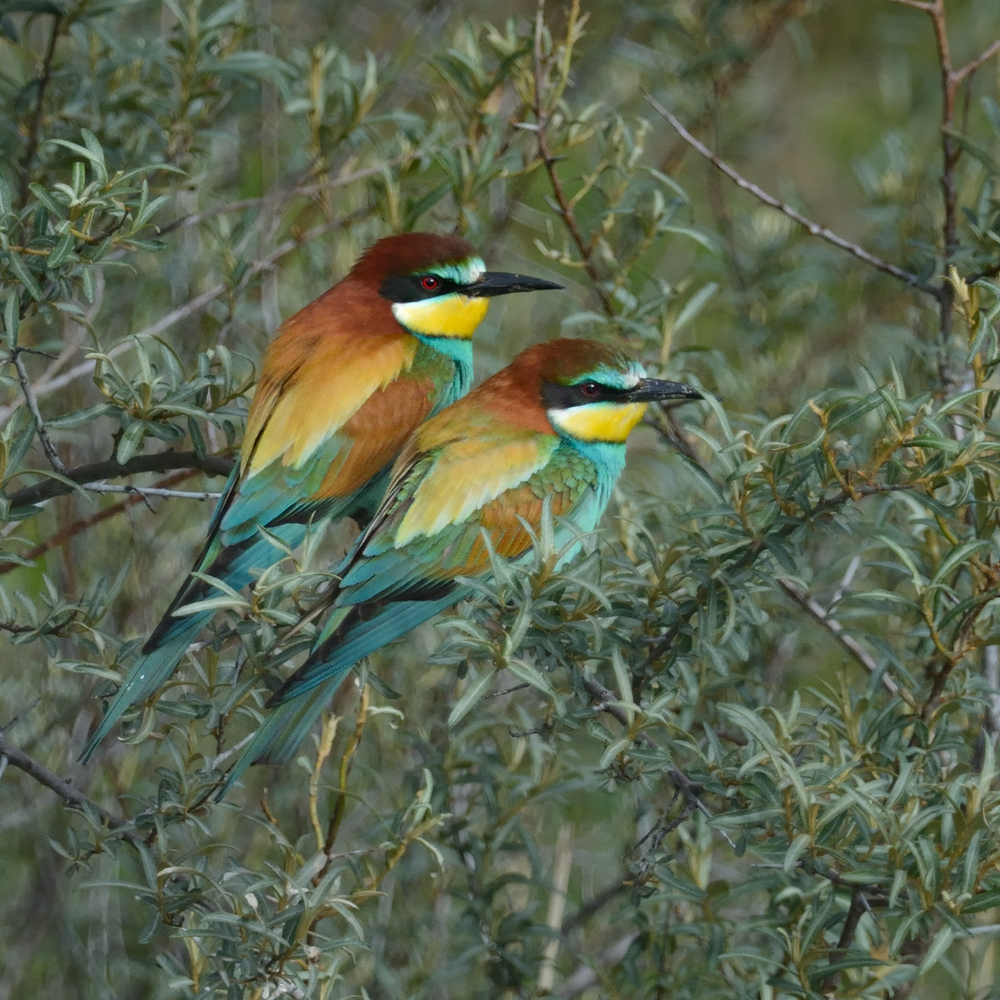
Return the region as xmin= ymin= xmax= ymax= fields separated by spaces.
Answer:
xmin=3 ymin=2 xmax=1000 ymax=999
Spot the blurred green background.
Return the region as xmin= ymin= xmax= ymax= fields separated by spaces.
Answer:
xmin=3 ymin=1 xmax=1000 ymax=998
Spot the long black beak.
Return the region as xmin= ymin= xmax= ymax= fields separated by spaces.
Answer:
xmin=464 ymin=271 xmax=563 ymax=297
xmin=627 ymin=378 xmax=703 ymax=403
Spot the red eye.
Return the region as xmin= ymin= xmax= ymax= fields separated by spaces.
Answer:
xmin=420 ymin=275 xmax=440 ymax=291
xmin=580 ymin=381 xmax=600 ymax=397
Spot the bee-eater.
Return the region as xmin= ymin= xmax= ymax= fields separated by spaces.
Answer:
xmin=80 ymin=233 xmax=560 ymax=762
xmin=219 ymin=337 xmax=701 ymax=795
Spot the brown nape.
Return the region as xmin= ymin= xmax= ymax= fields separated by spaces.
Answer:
xmin=348 ymin=232 xmax=478 ymax=282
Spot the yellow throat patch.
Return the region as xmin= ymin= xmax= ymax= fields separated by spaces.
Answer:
xmin=548 ymin=401 xmax=649 ymax=443
xmin=392 ymin=294 xmax=489 ymax=339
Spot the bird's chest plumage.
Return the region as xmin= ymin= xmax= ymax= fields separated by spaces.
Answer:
xmin=529 ymin=446 xmax=597 ymax=504
xmin=540 ymin=440 xmax=627 ymax=540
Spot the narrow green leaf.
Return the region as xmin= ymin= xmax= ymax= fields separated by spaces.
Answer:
xmin=964 ymin=887 xmax=1000 ymax=914
xmin=611 ymin=647 xmax=635 ymax=723
xmin=46 ymin=402 xmax=119 ymax=429
xmin=917 ymin=925 xmax=954 ymax=975
xmin=448 ymin=667 xmax=498 ymax=727
xmin=783 ymin=833 xmax=811 ymax=874
xmin=6 ymin=252 xmax=43 ymax=300
xmin=3 ymin=293 xmax=19 ymax=346
xmin=115 ymin=421 xmax=147 ymax=464
xmin=505 ymin=657 xmax=557 ymax=701
xmin=658 ymin=224 xmax=717 ymax=252
xmin=27 ymin=182 xmax=63 ymax=217
xmin=827 ymin=391 xmax=885 ymax=432
xmin=674 ymin=282 xmax=718 ymax=334
xmin=46 ymin=232 xmax=75 ymax=269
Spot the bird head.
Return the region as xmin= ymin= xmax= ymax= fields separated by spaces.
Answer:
xmin=512 ymin=338 xmax=703 ymax=444
xmin=350 ymin=233 xmax=561 ymax=342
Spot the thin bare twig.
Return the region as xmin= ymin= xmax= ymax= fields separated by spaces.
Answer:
xmin=644 ymin=405 xmax=704 ymax=465
xmin=579 ymin=673 xmax=733 ymax=845
xmin=554 ymin=933 xmax=639 ymax=998
xmin=644 ymin=483 xmax=916 ymax=670
xmin=632 ymin=788 xmax=692 ymax=859
xmin=919 ymin=593 xmax=993 ymax=721
xmin=532 ymin=2 xmax=614 ymax=314
xmin=9 ymin=350 xmax=66 ymax=473
xmin=0 ymin=468 xmax=205 ymax=574
xmin=81 ymin=482 xmax=222 ymax=500
xmin=953 ymin=38 xmax=1000 ymax=83
xmin=0 ymin=341 xmax=125 ymax=427
xmin=0 ymin=208 xmax=366 ymax=426
xmin=0 ymin=620 xmax=37 ymax=634
xmin=0 ymin=732 xmax=137 ymax=845
xmin=562 ymin=877 xmax=632 ymax=934
xmin=822 ymin=889 xmax=869 ymax=992
xmin=5 ymin=449 xmax=233 ymax=509
xmin=645 ymin=94 xmax=942 ymax=299
xmin=19 ymin=12 xmax=63 ymax=204
xmin=778 ymin=579 xmax=902 ymax=699
xmin=320 ymin=684 xmax=369 ymax=875
xmin=889 ymin=0 xmax=1000 ymax=386
xmin=659 ymin=1 xmax=806 ymax=175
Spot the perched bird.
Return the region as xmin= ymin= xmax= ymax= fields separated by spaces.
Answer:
xmin=219 ymin=337 xmax=701 ymax=795
xmin=80 ymin=233 xmax=560 ymax=762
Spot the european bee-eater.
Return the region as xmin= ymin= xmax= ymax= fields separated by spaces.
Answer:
xmin=219 ymin=337 xmax=701 ymax=795
xmin=80 ymin=233 xmax=560 ymax=762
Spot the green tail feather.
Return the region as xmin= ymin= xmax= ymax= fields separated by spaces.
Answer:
xmin=78 ymin=631 xmax=196 ymax=763
xmin=216 ymin=594 xmax=467 ymax=800
xmin=80 ymin=524 xmax=309 ymax=763
xmin=214 ymin=671 xmax=351 ymax=800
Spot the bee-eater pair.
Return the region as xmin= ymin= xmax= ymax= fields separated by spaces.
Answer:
xmin=80 ymin=233 xmax=702 ymax=792
xmin=80 ymin=233 xmax=559 ymax=762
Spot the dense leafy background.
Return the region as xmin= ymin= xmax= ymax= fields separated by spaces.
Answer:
xmin=3 ymin=1 xmax=1000 ymax=998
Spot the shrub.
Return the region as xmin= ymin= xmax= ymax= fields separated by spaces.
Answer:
xmin=2 ymin=1 xmax=1000 ymax=997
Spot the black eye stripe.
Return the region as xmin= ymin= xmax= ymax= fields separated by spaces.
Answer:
xmin=379 ymin=273 xmax=461 ymax=303
xmin=541 ymin=380 xmax=630 ymax=409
